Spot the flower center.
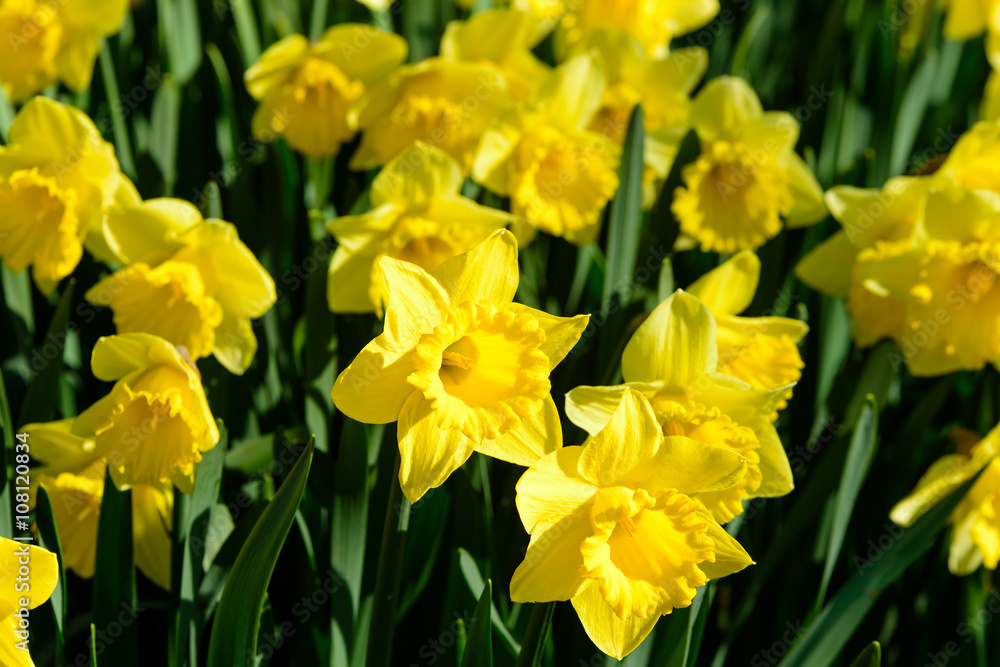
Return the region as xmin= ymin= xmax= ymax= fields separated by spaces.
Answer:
xmin=0 ymin=168 xmax=81 ymax=284
xmin=580 ymin=486 xmax=715 ymax=619
xmin=408 ymin=302 xmax=551 ymax=442
xmin=672 ymin=141 xmax=792 ymax=253
xmin=389 ymin=95 xmax=474 ymax=168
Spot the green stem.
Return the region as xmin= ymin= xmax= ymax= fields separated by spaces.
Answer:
xmin=0 ymin=372 xmax=12 ymax=538
xmin=99 ymin=42 xmax=137 ymax=180
xmin=514 ymin=602 xmax=554 ymax=667
xmin=367 ymin=455 xmax=410 ymax=667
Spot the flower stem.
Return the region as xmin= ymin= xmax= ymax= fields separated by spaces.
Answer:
xmin=367 ymin=454 xmax=410 ymax=667
xmin=514 ymin=602 xmax=554 ymax=667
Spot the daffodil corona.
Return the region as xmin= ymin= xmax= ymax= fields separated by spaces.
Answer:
xmin=672 ymin=77 xmax=825 ymax=253
xmin=72 ymin=333 xmax=220 ymax=494
xmin=326 ymin=141 xmax=510 ymax=313
xmin=331 ymin=231 xmax=589 ymax=502
xmin=510 ymin=389 xmax=752 ymax=659
xmin=244 ymin=25 xmax=407 ymax=158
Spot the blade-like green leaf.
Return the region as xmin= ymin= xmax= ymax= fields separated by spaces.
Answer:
xmin=458 ymin=548 xmax=520 ymax=657
xmin=18 ymin=279 xmax=74 ymax=426
xmin=848 ymin=641 xmax=881 ymax=667
xmin=817 ymin=395 xmax=878 ymax=607
xmin=158 ymin=0 xmax=203 ymax=83
xmin=461 ymin=579 xmax=493 ymax=667
xmin=602 ymin=104 xmax=645 ymax=312
xmin=98 ymin=41 xmax=137 ymax=179
xmin=207 ymin=438 xmax=314 ymax=667
xmin=149 ymin=75 xmax=182 ymax=194
xmin=36 ymin=486 xmax=66 ymax=665
xmin=93 ymin=472 xmax=138 ymax=666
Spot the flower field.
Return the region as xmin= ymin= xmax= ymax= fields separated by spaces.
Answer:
xmin=1 ymin=0 xmax=1000 ymax=666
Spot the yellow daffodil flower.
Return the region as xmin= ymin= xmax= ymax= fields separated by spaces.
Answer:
xmin=859 ymin=186 xmax=1000 ymax=375
xmin=557 ymin=0 xmax=719 ymax=57
xmin=85 ymin=193 xmax=276 ymax=374
xmin=349 ymin=58 xmax=513 ymax=173
xmin=22 ymin=419 xmax=172 ymax=589
xmin=71 ymin=333 xmax=219 ymax=494
xmin=510 ymin=388 xmax=752 ymax=659
xmin=688 ymin=251 xmax=807 ymax=411
xmin=569 ymin=28 xmax=707 ymax=208
xmin=795 ymin=176 xmax=931 ymax=347
xmin=244 ymin=25 xmax=407 ymax=158
xmin=0 ymin=0 xmax=129 ymax=101
xmin=327 ymin=141 xmax=511 ymax=313
xmin=982 ymin=70 xmax=1000 ymax=121
xmin=891 ymin=425 xmax=1000 ymax=575
xmin=0 ymin=536 xmax=58 ymax=666
xmin=513 ymin=0 xmax=565 ymax=22
xmin=672 ymin=77 xmax=825 ymax=253
xmin=0 ymin=97 xmax=125 ymax=293
xmin=566 ymin=291 xmax=795 ymax=523
xmin=331 ymin=231 xmax=589 ymax=502
xmin=440 ymin=8 xmax=550 ymax=101
xmin=472 ymin=54 xmax=620 ymax=245
xmin=943 ymin=0 xmax=1000 ymax=70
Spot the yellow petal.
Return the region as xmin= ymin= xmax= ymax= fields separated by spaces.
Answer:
xmin=950 ymin=511 xmax=985 ymax=576
xmin=471 ymin=116 xmax=522 ymax=195
xmin=431 ymin=229 xmax=519 ymax=305
xmin=331 ymin=336 xmax=419 ymax=424
xmin=0 ymin=537 xmax=58 ymax=614
xmin=90 ymin=333 xmax=190 ymax=382
xmin=59 ymin=0 xmax=130 ymax=36
xmin=379 ymin=257 xmax=450 ymax=348
xmin=54 ymin=31 xmax=102 ymax=91
xmin=570 ymin=580 xmax=659 ymax=661
xmin=475 ymin=394 xmax=562 ymax=466
xmin=564 ymin=382 xmax=662 ymax=435
xmin=132 ymin=485 xmax=172 ymax=590
xmin=212 ymin=313 xmax=259 ymax=376
xmin=924 ymin=187 xmax=1000 ymax=244
xmin=687 ymin=250 xmax=759 ymax=315
xmin=781 ymin=152 xmax=827 ymax=227
xmin=19 ymin=419 xmax=95 ymax=468
xmin=622 ymin=290 xmax=716 ymax=385
xmin=0 ymin=616 xmax=36 ymax=667
xmin=509 ymin=511 xmax=591 ymax=603
xmin=794 ymin=231 xmax=856 ymax=298
xmin=317 ymin=25 xmax=408 ymax=84
xmin=397 ymin=392 xmax=477 ymax=503
xmin=577 ymin=388 xmax=664 ymax=487
xmin=890 ymin=454 xmax=976 ymax=527
xmin=244 ymin=34 xmax=310 ymax=99
xmin=537 ymin=53 xmax=605 ymax=131
xmin=327 ymin=245 xmax=381 ymax=314
xmin=371 ymin=141 xmax=465 ymax=206
xmin=697 ymin=520 xmax=754 ymax=579
xmin=717 ymin=314 xmax=809 ymax=343
xmin=514 ymin=446 xmax=596 ymax=534
xmin=103 ymin=197 xmax=199 ymax=265
xmin=690 ymin=76 xmax=763 ymax=142
xmin=642 ymin=437 xmax=748 ymax=497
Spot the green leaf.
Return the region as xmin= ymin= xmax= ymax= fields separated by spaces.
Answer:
xmin=461 ymin=579 xmax=493 ymax=667
xmin=98 ymin=41 xmax=137 ymax=180
xmin=149 ymin=75 xmax=183 ymax=193
xmin=207 ymin=438 xmax=314 ymax=667
xmin=890 ymin=53 xmax=937 ymax=177
xmin=457 ymin=548 xmax=520 ymax=657
xmin=90 ymin=624 xmax=98 ymax=666
xmin=848 ymin=641 xmax=881 ymax=667
xmin=2 ymin=264 xmax=35 ymax=343
xmin=779 ymin=468 xmax=984 ymax=667
xmin=514 ymin=602 xmax=553 ymax=667
xmin=93 ymin=472 xmax=138 ymax=666
xmin=602 ymin=104 xmax=645 ymax=313
xmin=173 ymin=422 xmax=227 ymax=667
xmin=36 ymin=486 xmax=66 ymax=664
xmin=158 ymin=0 xmax=203 ymax=83
xmin=18 ymin=279 xmax=74 ymax=426
xmin=817 ymin=395 xmax=878 ymax=607
xmin=0 ymin=363 xmax=14 ymax=538
xmin=231 ymin=0 xmax=262 ymax=65
xmin=367 ymin=455 xmax=410 ymax=667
